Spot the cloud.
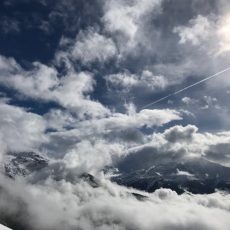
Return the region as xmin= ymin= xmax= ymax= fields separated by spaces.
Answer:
xmin=173 ymin=15 xmax=212 ymax=46
xmin=115 ymin=124 xmax=230 ymax=174
xmin=182 ymin=97 xmax=198 ymax=105
xmin=179 ymin=94 xmax=230 ymax=130
xmin=0 ymin=56 xmax=109 ymax=119
xmin=84 ymin=0 xmax=230 ymax=120
xmin=0 ymin=174 xmax=230 ymax=230
xmin=105 ymin=70 xmax=168 ymax=92
xmin=48 ymin=107 xmax=181 ymax=141
xmin=205 ymin=143 xmax=230 ymax=166
xmin=0 ymin=54 xmax=182 ymax=170
xmin=162 ymin=125 xmax=230 ymax=162
xmin=216 ymin=13 xmax=230 ymax=55
xmin=43 ymin=107 xmax=181 ymax=161
xmin=103 ymin=0 xmax=162 ymax=40
xmin=173 ymin=13 xmax=230 ymax=56
xmin=0 ymin=101 xmax=47 ymax=153
xmin=102 ymin=0 xmax=162 ymax=57
xmin=62 ymin=140 xmax=125 ymax=174
xmin=44 ymin=109 xmax=76 ymax=131
xmin=164 ymin=125 xmax=198 ymax=143
xmin=96 ymin=108 xmax=181 ymax=130
xmin=0 ymin=55 xmax=21 ymax=73
xmin=70 ymin=29 xmax=117 ymax=64
xmin=56 ymin=28 xmax=118 ymax=65
xmin=176 ymin=169 xmax=195 ymax=177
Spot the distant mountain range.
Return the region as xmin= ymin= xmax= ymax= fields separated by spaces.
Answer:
xmin=2 ymin=151 xmax=230 ymax=195
xmin=112 ymin=156 xmax=230 ymax=194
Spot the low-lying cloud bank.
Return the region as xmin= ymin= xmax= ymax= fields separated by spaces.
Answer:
xmin=0 ymin=174 xmax=230 ymax=230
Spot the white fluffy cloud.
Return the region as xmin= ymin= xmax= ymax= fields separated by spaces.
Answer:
xmin=0 ymin=54 xmax=182 ymax=173
xmin=44 ymin=107 xmax=181 ymax=163
xmin=216 ymin=13 xmax=230 ymax=55
xmin=0 ymin=174 xmax=230 ymax=230
xmin=70 ymin=29 xmax=117 ymax=64
xmin=0 ymin=101 xmax=47 ymax=153
xmin=48 ymin=107 xmax=181 ymax=142
xmin=63 ymin=140 xmax=124 ymax=174
xmin=103 ymin=0 xmax=162 ymax=40
xmin=164 ymin=124 xmax=198 ymax=143
xmin=102 ymin=0 xmax=162 ymax=56
xmin=0 ymin=56 xmax=109 ymax=119
xmin=1 ymin=61 xmax=59 ymax=97
xmin=173 ymin=15 xmax=212 ymax=46
xmin=90 ymin=108 xmax=181 ymax=131
xmin=56 ymin=29 xmax=118 ymax=65
xmin=127 ymin=124 xmax=230 ymax=166
xmin=105 ymin=70 xmax=168 ymax=92
xmin=174 ymin=13 xmax=230 ymax=56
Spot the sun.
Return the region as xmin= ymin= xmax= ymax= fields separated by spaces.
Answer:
xmin=217 ymin=14 xmax=230 ymax=55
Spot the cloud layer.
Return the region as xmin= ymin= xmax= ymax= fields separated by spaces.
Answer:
xmin=1 ymin=174 xmax=230 ymax=230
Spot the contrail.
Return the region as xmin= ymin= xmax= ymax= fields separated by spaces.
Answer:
xmin=141 ymin=66 xmax=230 ymax=110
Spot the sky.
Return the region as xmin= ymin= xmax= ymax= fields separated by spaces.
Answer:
xmin=0 ymin=0 xmax=230 ymax=229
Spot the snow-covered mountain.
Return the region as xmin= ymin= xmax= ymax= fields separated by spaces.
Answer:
xmin=3 ymin=152 xmax=48 ymax=178
xmin=112 ymin=157 xmax=230 ymax=194
xmin=2 ymin=151 xmax=230 ymax=195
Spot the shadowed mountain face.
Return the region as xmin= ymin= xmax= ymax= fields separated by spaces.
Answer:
xmin=111 ymin=150 xmax=230 ymax=194
xmin=2 ymin=151 xmax=230 ymax=195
